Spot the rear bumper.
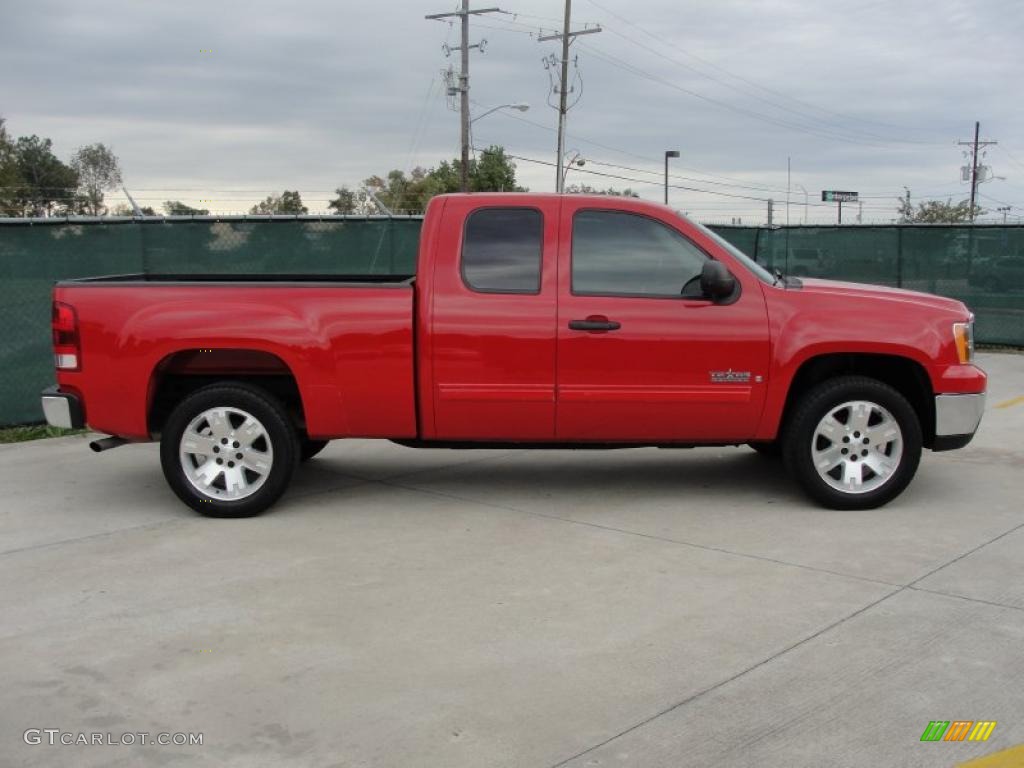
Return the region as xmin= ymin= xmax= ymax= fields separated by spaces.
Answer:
xmin=932 ymin=392 xmax=985 ymax=451
xmin=41 ymin=387 xmax=85 ymax=430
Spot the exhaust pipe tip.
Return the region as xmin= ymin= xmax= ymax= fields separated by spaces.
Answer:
xmin=89 ymin=436 xmax=128 ymax=453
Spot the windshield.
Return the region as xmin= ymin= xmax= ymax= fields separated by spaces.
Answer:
xmin=681 ymin=215 xmax=776 ymax=285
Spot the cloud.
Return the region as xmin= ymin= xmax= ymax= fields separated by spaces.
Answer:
xmin=1 ymin=0 xmax=1020 ymax=222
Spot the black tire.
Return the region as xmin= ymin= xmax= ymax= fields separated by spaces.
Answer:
xmin=748 ymin=441 xmax=782 ymax=458
xmin=299 ymin=437 xmax=329 ymax=462
xmin=160 ymin=383 xmax=299 ymax=517
xmin=781 ymin=376 xmax=922 ymax=510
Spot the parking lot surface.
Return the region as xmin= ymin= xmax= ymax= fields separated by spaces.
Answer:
xmin=1 ymin=352 xmax=1022 ymax=768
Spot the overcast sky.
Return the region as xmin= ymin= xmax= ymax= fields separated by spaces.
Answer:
xmin=2 ymin=0 xmax=1022 ymax=223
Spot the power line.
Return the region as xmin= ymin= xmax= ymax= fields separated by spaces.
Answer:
xmin=489 ymin=148 xmax=893 ymax=211
xmin=582 ymin=0 xmax=946 ymax=144
xmin=996 ymin=145 xmax=1024 ymax=173
xmin=577 ymin=41 xmax=936 ymax=150
xmin=596 ymin=26 xmax=936 ymax=147
xmin=477 ymin=104 xmax=801 ymax=194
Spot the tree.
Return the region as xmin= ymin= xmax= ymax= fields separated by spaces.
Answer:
xmin=897 ymin=197 xmax=983 ymax=224
xmin=362 ymin=168 xmax=432 ymax=214
xmin=11 ymin=135 xmax=78 ymax=216
xmin=471 ymin=145 xmax=522 ymax=192
xmin=110 ymin=203 xmax=156 ymax=216
xmin=0 ymin=117 xmax=21 ymax=216
xmin=250 ymin=190 xmax=308 ymax=215
xmin=71 ymin=143 xmax=122 ymax=215
xmin=354 ymin=145 xmax=526 ymax=215
xmin=163 ymin=200 xmax=209 ymax=216
xmin=327 ymin=186 xmax=358 ymax=214
xmin=565 ymin=184 xmax=640 ymax=198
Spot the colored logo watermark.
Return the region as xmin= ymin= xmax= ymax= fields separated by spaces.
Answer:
xmin=921 ymin=721 xmax=997 ymax=742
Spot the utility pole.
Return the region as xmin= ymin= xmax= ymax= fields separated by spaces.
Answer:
xmin=426 ymin=2 xmax=501 ymax=193
xmin=958 ymin=121 xmax=997 ymax=223
xmin=767 ymin=199 xmax=774 ymax=226
xmin=538 ymin=1 xmax=600 ymax=192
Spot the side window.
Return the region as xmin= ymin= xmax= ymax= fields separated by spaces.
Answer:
xmin=462 ymin=208 xmax=543 ymax=294
xmin=572 ymin=210 xmax=708 ymax=297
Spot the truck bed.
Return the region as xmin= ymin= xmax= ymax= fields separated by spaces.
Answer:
xmin=54 ymin=277 xmax=418 ymax=440
xmin=59 ymin=273 xmax=415 ymax=285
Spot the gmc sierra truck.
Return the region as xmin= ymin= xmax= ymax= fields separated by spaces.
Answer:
xmin=41 ymin=193 xmax=986 ymax=516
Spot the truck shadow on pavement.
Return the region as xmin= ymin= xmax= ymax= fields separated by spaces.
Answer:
xmin=291 ymin=448 xmax=811 ymax=510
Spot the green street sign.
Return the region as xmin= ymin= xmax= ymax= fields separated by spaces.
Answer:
xmin=822 ymin=190 xmax=858 ymax=202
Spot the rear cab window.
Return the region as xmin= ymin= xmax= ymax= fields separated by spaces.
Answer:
xmin=462 ymin=207 xmax=543 ymax=294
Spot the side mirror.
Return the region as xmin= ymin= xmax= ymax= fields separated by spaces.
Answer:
xmin=700 ymin=260 xmax=736 ymax=300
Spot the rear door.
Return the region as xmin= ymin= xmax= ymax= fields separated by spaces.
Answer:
xmin=428 ymin=197 xmax=558 ymax=440
xmin=555 ymin=202 xmax=770 ymax=442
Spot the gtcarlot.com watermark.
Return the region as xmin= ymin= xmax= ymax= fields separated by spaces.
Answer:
xmin=24 ymin=729 xmax=203 ymax=747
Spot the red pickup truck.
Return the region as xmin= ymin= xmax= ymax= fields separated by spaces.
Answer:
xmin=41 ymin=193 xmax=986 ymax=515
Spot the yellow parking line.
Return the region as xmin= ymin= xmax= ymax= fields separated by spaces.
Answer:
xmin=995 ymin=396 xmax=1024 ymax=409
xmin=957 ymin=743 xmax=1024 ymax=767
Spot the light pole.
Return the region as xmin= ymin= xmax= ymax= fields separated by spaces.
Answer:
xmin=470 ymin=102 xmax=530 ymax=125
xmin=465 ymin=103 xmax=529 ymax=188
xmin=562 ymin=150 xmax=585 ymax=191
xmin=664 ymin=150 xmax=679 ymax=205
xmin=793 ymin=183 xmax=808 ymax=224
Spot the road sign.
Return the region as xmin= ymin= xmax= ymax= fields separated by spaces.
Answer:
xmin=822 ymin=190 xmax=858 ymax=202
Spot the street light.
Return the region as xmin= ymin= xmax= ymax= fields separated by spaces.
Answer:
xmin=664 ymin=150 xmax=680 ymax=205
xmin=469 ymin=102 xmax=530 ymax=125
xmin=562 ymin=150 xmax=585 ymax=192
xmin=465 ymin=104 xmax=529 ymax=189
xmin=792 ymin=183 xmax=808 ymax=224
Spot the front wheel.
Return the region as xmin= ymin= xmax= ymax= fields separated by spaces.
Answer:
xmin=782 ymin=376 xmax=922 ymax=510
xmin=160 ymin=383 xmax=299 ymax=517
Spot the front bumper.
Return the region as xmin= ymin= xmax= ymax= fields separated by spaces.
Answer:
xmin=933 ymin=392 xmax=985 ymax=451
xmin=41 ymin=386 xmax=85 ymax=430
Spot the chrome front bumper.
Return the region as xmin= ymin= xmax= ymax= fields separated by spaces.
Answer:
xmin=40 ymin=387 xmax=84 ymax=430
xmin=933 ymin=392 xmax=985 ymax=451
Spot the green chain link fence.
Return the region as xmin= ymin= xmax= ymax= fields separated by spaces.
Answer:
xmin=0 ymin=217 xmax=421 ymax=426
xmin=0 ymin=217 xmax=1021 ymax=426
xmin=721 ymin=224 xmax=1024 ymax=347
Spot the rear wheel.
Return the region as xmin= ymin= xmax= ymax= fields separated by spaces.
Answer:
xmin=160 ymin=383 xmax=299 ymax=517
xmin=782 ymin=376 xmax=921 ymax=510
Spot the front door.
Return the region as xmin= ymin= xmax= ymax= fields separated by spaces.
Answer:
xmin=556 ymin=202 xmax=770 ymax=442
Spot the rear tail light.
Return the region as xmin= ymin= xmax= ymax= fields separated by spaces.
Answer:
xmin=52 ymin=301 xmax=80 ymax=371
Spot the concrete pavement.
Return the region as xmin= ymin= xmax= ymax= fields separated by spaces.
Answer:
xmin=1 ymin=352 xmax=1022 ymax=767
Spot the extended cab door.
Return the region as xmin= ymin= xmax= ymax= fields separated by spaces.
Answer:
xmin=425 ymin=196 xmax=558 ymax=440
xmin=555 ymin=201 xmax=770 ymax=441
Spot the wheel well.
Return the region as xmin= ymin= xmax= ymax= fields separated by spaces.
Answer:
xmin=147 ymin=349 xmax=306 ymax=437
xmin=780 ymin=353 xmax=935 ymax=447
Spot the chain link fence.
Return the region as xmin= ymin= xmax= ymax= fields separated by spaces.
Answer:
xmin=0 ymin=216 xmax=421 ymax=425
xmin=718 ymin=224 xmax=1024 ymax=347
xmin=1 ymin=217 xmax=1020 ymax=426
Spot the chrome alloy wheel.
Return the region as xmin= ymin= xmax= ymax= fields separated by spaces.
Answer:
xmin=811 ymin=400 xmax=903 ymax=495
xmin=179 ymin=407 xmax=273 ymax=501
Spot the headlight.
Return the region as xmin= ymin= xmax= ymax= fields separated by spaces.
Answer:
xmin=953 ymin=315 xmax=974 ymax=363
